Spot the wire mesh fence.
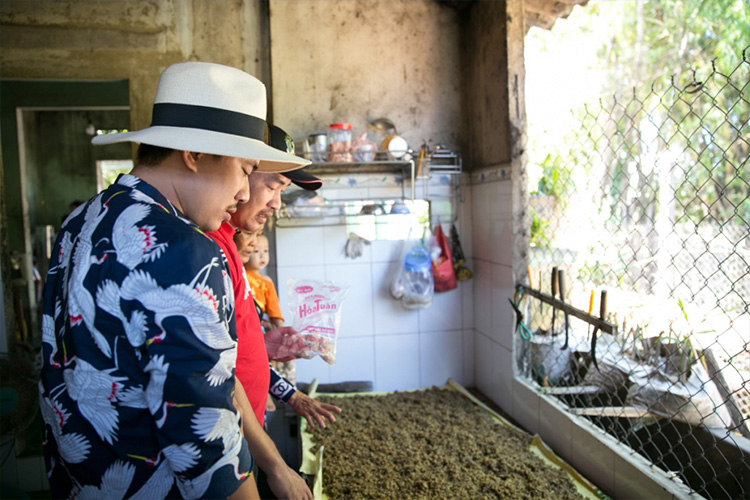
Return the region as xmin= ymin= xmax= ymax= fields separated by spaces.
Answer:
xmin=517 ymin=48 xmax=750 ymax=499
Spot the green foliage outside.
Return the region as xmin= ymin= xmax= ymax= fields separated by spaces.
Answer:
xmin=529 ymin=205 xmax=551 ymax=249
xmin=527 ymin=0 xmax=750 ymax=247
xmin=530 ymin=153 xmax=574 ymax=203
xmin=597 ymin=0 xmax=750 ymax=227
xmin=100 ymin=167 xmax=125 ymax=190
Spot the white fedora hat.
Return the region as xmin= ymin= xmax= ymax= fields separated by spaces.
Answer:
xmin=91 ymin=62 xmax=310 ymax=173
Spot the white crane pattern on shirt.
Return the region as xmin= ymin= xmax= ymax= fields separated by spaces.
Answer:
xmin=39 ymin=174 xmax=251 ymax=500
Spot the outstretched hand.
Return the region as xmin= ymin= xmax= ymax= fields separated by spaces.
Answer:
xmin=288 ymin=391 xmax=342 ymax=429
xmin=264 ymin=326 xmax=300 ymax=362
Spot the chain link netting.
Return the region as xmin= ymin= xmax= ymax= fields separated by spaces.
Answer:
xmin=518 ymin=48 xmax=749 ymax=499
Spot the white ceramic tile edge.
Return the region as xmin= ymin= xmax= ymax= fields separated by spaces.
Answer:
xmin=511 ymin=377 xmax=540 ymax=434
xmin=512 ymin=377 xmax=695 ymax=500
xmin=467 ymin=163 xmax=513 ymax=185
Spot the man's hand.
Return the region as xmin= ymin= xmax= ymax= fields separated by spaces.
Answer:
xmin=265 ymin=465 xmax=313 ymax=500
xmin=264 ymin=326 xmax=300 ymax=361
xmin=288 ymin=391 xmax=342 ymax=429
xmin=265 ymin=327 xmax=337 ymax=364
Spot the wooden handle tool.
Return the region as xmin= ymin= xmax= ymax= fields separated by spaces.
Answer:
xmin=558 ymin=269 xmax=569 ymax=349
xmin=590 ymin=290 xmax=608 ymax=370
xmin=551 ymin=267 xmax=558 ymax=333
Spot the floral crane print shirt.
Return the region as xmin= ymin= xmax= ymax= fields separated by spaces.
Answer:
xmin=39 ymin=174 xmax=252 ymax=499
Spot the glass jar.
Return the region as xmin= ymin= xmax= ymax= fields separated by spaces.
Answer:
xmin=309 ymin=133 xmax=327 ymax=162
xmin=328 ymin=123 xmax=353 ymax=162
xmin=401 ymin=248 xmax=434 ymax=309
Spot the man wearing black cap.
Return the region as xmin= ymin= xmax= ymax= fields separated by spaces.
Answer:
xmin=245 ymin=126 xmax=338 ymax=429
xmin=207 ymin=125 xmax=337 ymax=500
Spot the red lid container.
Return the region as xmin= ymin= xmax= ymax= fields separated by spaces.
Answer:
xmin=328 ymin=123 xmax=353 ymax=162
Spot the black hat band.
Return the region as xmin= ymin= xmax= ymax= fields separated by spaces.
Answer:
xmin=150 ymin=102 xmax=266 ymax=141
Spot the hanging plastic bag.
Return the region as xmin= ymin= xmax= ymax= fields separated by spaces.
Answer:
xmin=432 ymin=225 xmax=458 ymax=292
xmin=279 ymin=278 xmax=350 ymax=365
xmin=390 ymin=227 xmax=416 ymax=300
xmin=400 ymin=247 xmax=434 ymax=309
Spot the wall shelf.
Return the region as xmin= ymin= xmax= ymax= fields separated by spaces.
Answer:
xmin=282 ymin=150 xmax=463 ymax=228
xmin=304 ymin=159 xmax=414 ymax=176
xmin=276 ymin=198 xmax=431 ymax=235
xmin=303 ymin=158 xmax=416 ymax=199
xmin=280 ymin=197 xmax=429 ymax=217
xmin=299 ymin=149 xmax=462 ymax=198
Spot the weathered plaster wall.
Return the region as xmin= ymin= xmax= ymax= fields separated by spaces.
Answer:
xmin=269 ymin=0 xmax=463 ymax=155
xmin=0 ymin=0 xmax=268 ymax=131
xmin=0 ymin=0 xmax=475 ymax=356
xmin=463 ymin=0 xmax=512 ymax=169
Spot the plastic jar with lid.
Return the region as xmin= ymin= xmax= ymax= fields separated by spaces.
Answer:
xmin=328 ymin=123 xmax=353 ymax=162
xmin=401 ymin=248 xmax=434 ymax=309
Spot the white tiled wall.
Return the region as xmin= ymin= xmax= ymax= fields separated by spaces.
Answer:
xmin=273 ymin=171 xmax=474 ymax=392
xmin=275 ymin=222 xmax=475 ymax=392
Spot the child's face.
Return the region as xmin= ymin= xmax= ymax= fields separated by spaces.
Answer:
xmin=234 ymin=229 xmax=259 ymax=264
xmin=248 ymin=235 xmax=270 ymax=271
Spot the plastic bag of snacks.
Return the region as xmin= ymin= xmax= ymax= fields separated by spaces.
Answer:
xmin=279 ymin=278 xmax=350 ymax=365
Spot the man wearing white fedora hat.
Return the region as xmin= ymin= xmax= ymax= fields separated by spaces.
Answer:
xmin=39 ymin=62 xmax=310 ymax=500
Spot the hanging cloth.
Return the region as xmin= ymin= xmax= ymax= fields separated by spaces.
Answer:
xmin=450 ymin=224 xmax=473 ymax=281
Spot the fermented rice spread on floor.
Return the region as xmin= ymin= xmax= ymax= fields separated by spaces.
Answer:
xmin=309 ymin=388 xmax=586 ymax=500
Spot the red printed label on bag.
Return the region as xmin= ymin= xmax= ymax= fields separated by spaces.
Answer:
xmin=282 ymin=278 xmax=351 ymax=365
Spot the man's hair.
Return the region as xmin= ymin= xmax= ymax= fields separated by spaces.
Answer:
xmin=136 ymin=143 xmax=175 ymax=166
xmin=137 ymin=143 xmax=226 ymax=166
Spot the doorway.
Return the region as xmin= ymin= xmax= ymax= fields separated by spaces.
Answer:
xmin=16 ymin=107 xmax=131 ymax=344
xmin=0 ymin=78 xmax=130 ymax=354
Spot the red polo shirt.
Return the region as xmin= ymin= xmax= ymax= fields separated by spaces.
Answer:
xmin=209 ymin=222 xmax=268 ymax=425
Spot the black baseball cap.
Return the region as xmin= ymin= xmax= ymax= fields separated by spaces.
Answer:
xmin=267 ymin=124 xmax=323 ymax=191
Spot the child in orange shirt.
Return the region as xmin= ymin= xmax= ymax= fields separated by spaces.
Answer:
xmin=235 ymin=231 xmax=296 ymax=387
xmin=245 ymin=233 xmax=285 ymax=330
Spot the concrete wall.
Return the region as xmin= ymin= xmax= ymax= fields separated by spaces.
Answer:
xmin=0 ymin=0 xmax=469 ymax=249
xmin=0 ymin=0 xmax=470 ymax=227
xmin=0 ymin=0 xmax=470 ymax=353
xmin=1 ymin=0 xmax=268 ymax=131
xmin=269 ymin=0 xmax=463 ymax=155
xmin=463 ymin=0 xmax=512 ymax=169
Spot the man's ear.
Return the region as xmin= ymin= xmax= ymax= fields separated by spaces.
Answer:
xmin=182 ymin=151 xmax=202 ymax=173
